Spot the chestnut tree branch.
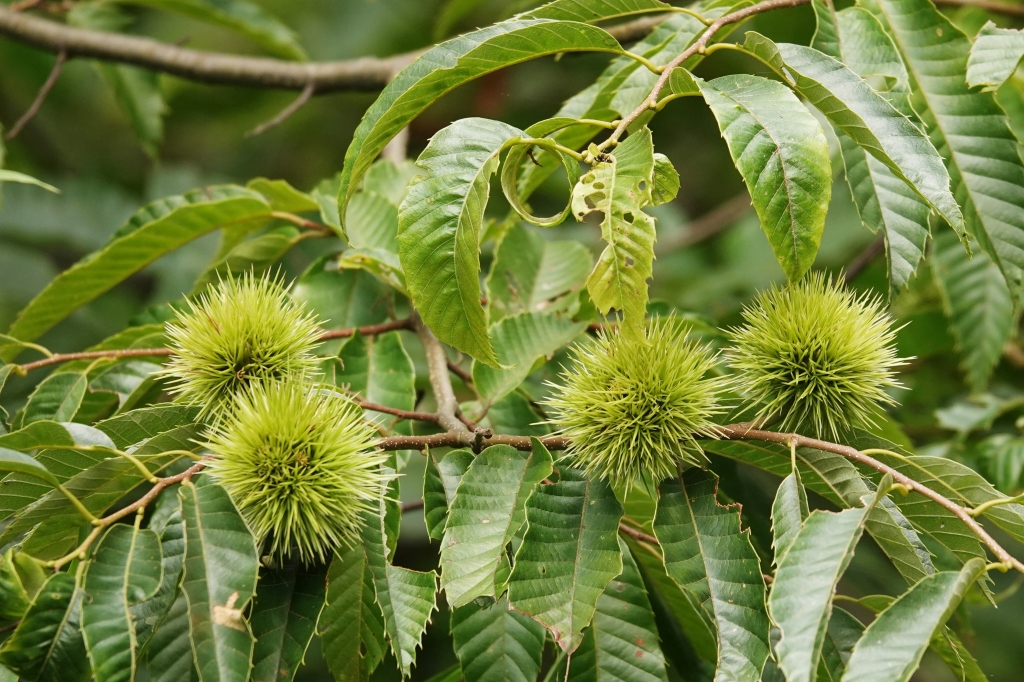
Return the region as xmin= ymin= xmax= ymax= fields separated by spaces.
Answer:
xmin=4 ymin=48 xmax=65 ymax=140
xmin=414 ymin=315 xmax=474 ymax=444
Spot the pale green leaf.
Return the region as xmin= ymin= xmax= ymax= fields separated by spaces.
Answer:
xmin=114 ymin=0 xmax=305 ymax=60
xmin=697 ymin=74 xmax=831 ymax=281
xmin=291 ymin=256 xmax=389 ymax=332
xmin=654 ymin=468 xmax=771 ymax=681
xmin=179 ymin=477 xmax=259 ymax=682
xmin=81 ymin=524 xmax=163 ymax=682
xmin=842 ymin=559 xmax=985 ymax=682
xmin=5 ymin=186 xmax=271 ymax=351
xmin=399 ymin=118 xmax=525 ymax=365
xmin=932 ymin=229 xmax=1015 ymax=390
xmin=520 ymin=0 xmax=672 ymax=22
xmin=346 ymin=191 xmax=399 ymax=253
xmin=0 ymin=171 xmax=59 ymax=193
xmin=451 ymin=597 xmax=546 ymax=682
xmin=769 ymin=491 xmax=881 ymax=682
xmin=98 ymin=65 xmax=166 ymax=158
xmin=967 ymin=22 xmax=1024 ymax=90
xmin=651 ymin=152 xmax=679 ymax=206
xmin=571 ymin=126 xmax=658 ymax=329
xmin=485 ymin=223 xmax=592 ymax=322
xmin=247 ymin=178 xmax=320 ymax=214
xmin=338 ymin=19 xmax=625 ymax=225
xmin=249 ymin=561 xmax=327 ymax=682
xmin=0 ymin=572 xmax=89 ymax=682
xmin=441 ymin=441 xmax=552 ymax=607
xmin=472 ymin=312 xmax=586 ymax=406
xmin=0 ymin=447 xmax=59 ymax=487
xmin=320 ymin=545 xmax=387 ymax=682
xmin=507 ymin=467 xmax=624 ymax=652
xmin=863 ymin=0 xmax=1024 ymax=294
xmin=567 ymin=537 xmax=669 ymax=682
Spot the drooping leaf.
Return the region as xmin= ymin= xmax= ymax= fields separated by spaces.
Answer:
xmin=5 ymin=186 xmax=271 ymax=352
xmin=0 ymin=170 xmax=59 ymax=193
xmin=319 ymin=544 xmax=387 ymax=682
xmin=362 ymin=481 xmax=437 ymax=677
xmin=842 ymin=559 xmax=985 ymax=682
xmin=81 ymin=524 xmax=163 ymax=682
xmin=566 ymin=537 xmax=669 ymax=682
xmin=507 ymin=467 xmax=624 ymax=652
xmin=114 ymin=0 xmax=306 ymax=60
xmin=743 ymin=35 xmax=964 ymax=235
xmin=441 ymin=440 xmax=553 ymax=607
xmin=485 ymin=223 xmax=592 ymax=322
xmin=471 ymin=312 xmax=586 ymax=407
xmin=0 ymin=572 xmax=89 ymax=682
xmin=179 ymin=477 xmax=259 ymax=682
xmin=423 ymin=449 xmax=474 ymax=542
xmin=931 ymin=229 xmax=1015 ymax=390
xmin=769 ymin=489 xmax=882 ymax=682
xmin=337 ymin=19 xmax=627 ymax=225
xmin=399 ymin=117 xmax=526 ymax=365
xmin=249 ymin=561 xmax=327 ymax=682
xmin=654 ymin=468 xmax=771 ymax=681
xmin=862 ymin=0 xmax=1024 ymax=294
xmin=770 ymin=470 xmax=809 ymax=564
xmin=571 ymin=126 xmax=658 ymax=330
xmin=451 ymin=597 xmax=546 ymax=682
xmin=697 ymin=74 xmax=831 ymax=281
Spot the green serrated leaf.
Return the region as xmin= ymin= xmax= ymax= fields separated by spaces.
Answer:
xmin=336 ymin=331 xmax=416 ymax=428
xmin=507 ymin=467 xmax=623 ymax=652
xmin=843 ymin=559 xmax=985 ymax=682
xmin=520 ymin=0 xmax=672 ymax=22
xmin=320 ymin=544 xmax=387 ymax=681
xmin=179 ymin=477 xmax=259 ymax=682
xmin=423 ymin=449 xmax=474 ymax=542
xmin=769 ymin=490 xmax=882 ymax=682
xmin=0 ymin=447 xmax=59 ymax=487
xmin=338 ymin=19 xmax=626 ymax=226
xmin=133 ymin=504 xmax=185 ymax=651
xmin=744 ymin=35 xmax=964 ymax=235
xmin=863 ymin=0 xmax=1024 ymax=294
xmin=114 ymin=0 xmax=306 ymax=60
xmin=399 ymin=117 xmax=525 ymax=365
xmin=4 ymin=186 xmax=271 ymax=354
xmin=144 ymin=589 xmax=198 ymax=682
xmin=0 ymin=571 xmax=88 ymax=682
xmin=362 ymin=482 xmax=437 ymax=677
xmin=247 ymin=178 xmax=319 ymax=214
xmin=571 ymin=126 xmax=657 ymax=330
xmin=472 ymin=312 xmax=586 ymax=406
xmin=451 ymin=596 xmax=546 ymax=682
xmin=82 ymin=524 xmax=163 ymax=682
xmin=95 ymin=405 xmax=200 ymax=449
xmin=567 ymin=537 xmax=669 ymax=681
xmin=22 ymin=373 xmax=88 ymax=425
xmin=697 ymin=74 xmax=831 ymax=282
xmin=485 ymin=223 xmax=592 ymax=322
xmin=654 ymin=468 xmax=770 ymax=681
xmin=771 ymin=470 xmax=809 ymax=564
xmin=250 ymin=561 xmax=327 ymax=682
xmin=442 ymin=441 xmax=553 ymax=607
xmin=291 ymin=256 xmax=389 ymax=332
xmin=932 ymin=230 xmax=1015 ymax=390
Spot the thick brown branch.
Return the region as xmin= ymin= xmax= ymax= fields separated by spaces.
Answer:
xmin=415 ymin=316 xmax=473 ymax=445
xmin=0 ymin=7 xmax=671 ymax=92
xmin=4 ymin=48 xmax=65 ymax=140
xmin=718 ymin=424 xmax=1024 ymax=574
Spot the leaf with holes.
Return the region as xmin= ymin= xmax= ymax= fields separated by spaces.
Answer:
xmin=571 ymin=126 xmax=658 ymax=331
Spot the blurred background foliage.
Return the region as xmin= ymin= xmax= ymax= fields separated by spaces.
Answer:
xmin=2 ymin=0 xmax=1024 ymax=679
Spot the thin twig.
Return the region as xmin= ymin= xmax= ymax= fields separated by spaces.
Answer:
xmin=401 ymin=499 xmax=425 ymax=513
xmin=246 ymin=82 xmax=315 ymax=137
xmin=0 ymin=7 xmax=669 ymax=93
xmin=717 ymin=424 xmax=1024 ymax=574
xmin=617 ymin=522 xmax=658 ymax=544
xmin=447 ymin=360 xmax=474 ymax=386
xmin=4 ymin=48 xmax=65 ymax=140
xmin=318 ymin=317 xmax=415 ymax=340
xmin=843 ymin=235 xmax=885 ymax=282
xmin=357 ymin=398 xmax=442 ymax=425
